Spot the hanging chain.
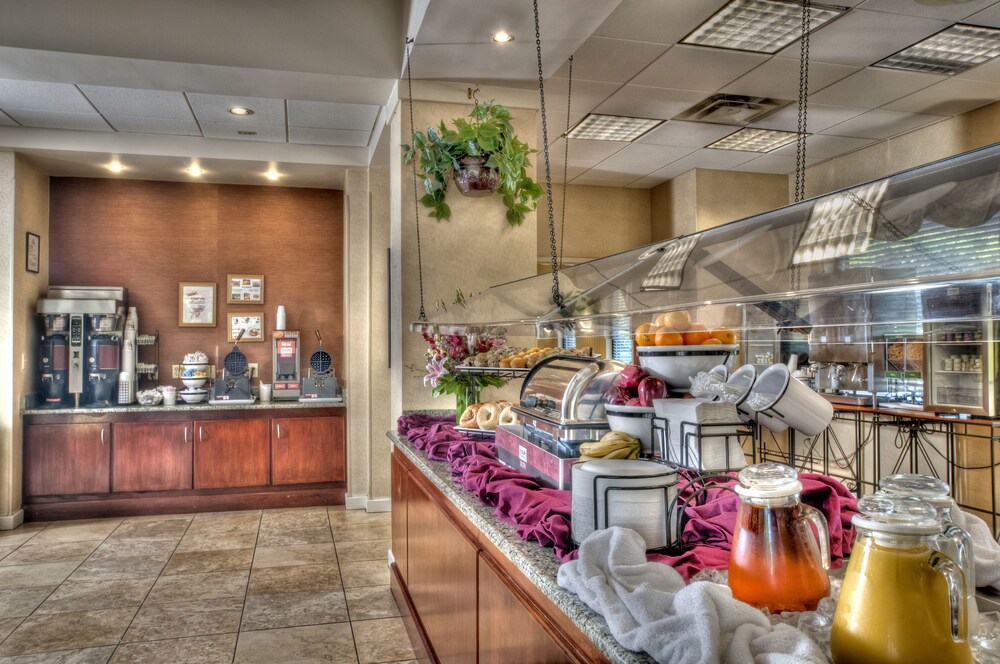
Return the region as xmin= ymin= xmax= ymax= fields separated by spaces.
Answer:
xmin=534 ymin=0 xmax=564 ymax=310
xmin=405 ymin=38 xmax=427 ymax=322
xmin=791 ymin=0 xmax=811 ymax=294
xmin=559 ymin=55 xmax=573 ymax=270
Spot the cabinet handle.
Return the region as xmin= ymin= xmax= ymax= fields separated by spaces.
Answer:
xmin=184 ymin=427 xmax=189 ymax=443
xmin=199 ymin=426 xmax=203 ymax=442
xmin=100 ymin=428 xmax=105 ymax=445
xmin=276 ymin=423 xmax=281 ymax=440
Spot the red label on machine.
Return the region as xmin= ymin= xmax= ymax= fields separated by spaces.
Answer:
xmin=277 ymin=340 xmax=296 ymax=357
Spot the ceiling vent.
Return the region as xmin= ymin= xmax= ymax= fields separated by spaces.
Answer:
xmin=673 ymin=94 xmax=791 ymax=126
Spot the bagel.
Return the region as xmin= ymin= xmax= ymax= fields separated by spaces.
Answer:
xmin=459 ymin=404 xmax=481 ymax=429
xmin=499 ymin=405 xmax=517 ymax=427
xmin=476 ymin=402 xmax=501 ymax=431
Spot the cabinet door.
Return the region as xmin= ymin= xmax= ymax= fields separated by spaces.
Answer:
xmin=479 ymin=553 xmax=573 ymax=664
xmin=193 ymin=419 xmax=269 ymax=489
xmin=390 ymin=452 xmax=409 ymax=584
xmin=25 ymin=423 xmax=111 ymax=496
xmin=271 ymin=416 xmax=345 ymax=485
xmin=113 ymin=422 xmax=193 ymax=492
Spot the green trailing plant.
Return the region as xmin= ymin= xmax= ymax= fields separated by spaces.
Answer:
xmin=402 ymin=101 xmax=544 ymax=226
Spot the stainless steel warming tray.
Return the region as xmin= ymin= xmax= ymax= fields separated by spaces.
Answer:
xmin=513 ymin=355 xmax=625 ymax=448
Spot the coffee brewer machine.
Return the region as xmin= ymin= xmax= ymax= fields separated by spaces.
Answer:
xmin=36 ymin=287 xmax=126 ymax=408
xmin=272 ymin=330 xmax=301 ymax=400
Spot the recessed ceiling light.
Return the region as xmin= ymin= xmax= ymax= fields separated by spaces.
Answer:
xmin=265 ymin=168 xmax=280 ymax=181
xmin=106 ymin=161 xmax=124 ymax=173
xmin=707 ymin=127 xmax=802 ymax=152
xmin=874 ymin=24 xmax=1000 ymax=76
xmin=492 ymin=31 xmax=514 ymax=43
xmin=682 ymin=0 xmax=845 ymax=54
xmin=228 ymin=106 xmax=254 ymax=116
xmin=566 ymin=114 xmax=664 ymax=141
xmin=185 ymin=164 xmax=204 ymax=177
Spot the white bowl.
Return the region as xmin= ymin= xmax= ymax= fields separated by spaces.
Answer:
xmin=182 ymin=362 xmax=209 ymax=373
xmin=604 ymin=404 xmax=656 ymax=456
xmin=748 ymin=364 xmax=833 ymax=436
xmin=637 ymin=344 xmax=738 ymax=389
xmin=181 ymin=376 xmax=207 ymax=389
xmin=179 ymin=389 xmax=207 ymax=404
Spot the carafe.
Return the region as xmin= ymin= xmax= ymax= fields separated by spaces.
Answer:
xmin=831 ymin=493 xmax=973 ymax=664
xmin=879 ymin=473 xmax=977 ymax=631
xmin=728 ymin=463 xmax=831 ymax=612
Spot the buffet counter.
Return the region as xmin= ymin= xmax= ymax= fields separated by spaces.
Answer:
xmin=22 ymin=399 xmax=346 ymax=416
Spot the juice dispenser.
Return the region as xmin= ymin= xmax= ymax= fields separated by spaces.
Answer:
xmin=272 ymin=330 xmax=301 ymax=400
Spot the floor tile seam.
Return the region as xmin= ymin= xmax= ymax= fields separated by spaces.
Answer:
xmin=118 ymin=623 xmax=238 ymax=646
xmin=235 ymin=551 xmax=254 ymax=641
xmin=239 ymin=614 xmax=352 ymax=633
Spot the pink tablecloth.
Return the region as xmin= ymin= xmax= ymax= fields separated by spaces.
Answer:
xmin=396 ymin=414 xmax=857 ymax=581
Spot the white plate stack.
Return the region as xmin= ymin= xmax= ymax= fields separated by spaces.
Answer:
xmin=652 ymin=398 xmax=747 ymax=471
xmin=571 ymin=459 xmax=678 ymax=550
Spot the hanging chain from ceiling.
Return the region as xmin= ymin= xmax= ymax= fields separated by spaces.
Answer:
xmin=404 ymin=37 xmax=428 ymax=322
xmin=534 ymin=0 xmax=565 ymax=310
xmin=793 ymin=0 xmax=811 ymax=204
xmin=559 ymin=55 xmax=573 ymax=270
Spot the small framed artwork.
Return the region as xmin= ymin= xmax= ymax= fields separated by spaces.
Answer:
xmin=228 ymin=312 xmax=264 ymax=342
xmin=227 ymin=274 xmax=264 ymax=304
xmin=26 ymin=232 xmax=40 ymax=273
xmin=178 ymin=282 xmax=216 ymax=327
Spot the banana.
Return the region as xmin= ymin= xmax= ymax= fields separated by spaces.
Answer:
xmin=603 ymin=446 xmax=635 ymax=459
xmin=579 ymin=431 xmax=642 ymax=459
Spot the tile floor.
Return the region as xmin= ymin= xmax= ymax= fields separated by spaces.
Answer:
xmin=0 ymin=507 xmax=416 ymax=663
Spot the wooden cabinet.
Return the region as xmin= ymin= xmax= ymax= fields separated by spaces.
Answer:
xmin=193 ymin=419 xmax=269 ymax=489
xmin=25 ymin=423 xmax=111 ymax=496
xmin=271 ymin=416 xmax=346 ymax=485
xmin=391 ymin=452 xmax=409 ymax=585
xmin=112 ymin=422 xmax=192 ymax=492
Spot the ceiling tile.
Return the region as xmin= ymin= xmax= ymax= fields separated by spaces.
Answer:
xmin=822 ymin=109 xmax=946 ymax=139
xmin=882 ymin=77 xmax=1000 ymax=115
xmin=0 ymin=110 xmax=17 ymax=126
xmin=287 ymin=100 xmax=379 ymax=131
xmin=4 ymin=108 xmax=111 ymax=131
xmin=773 ymin=134 xmax=879 ymax=159
xmin=646 ymin=148 xmax=760 ymax=181
xmin=104 ymin=114 xmax=201 ymax=136
xmin=965 ymin=2 xmax=1000 ymax=28
xmin=548 ymin=137 xmax=629 ymax=167
xmin=186 ymin=93 xmax=285 ymax=125
xmin=288 ymin=127 xmax=370 ymax=147
xmin=637 ymin=120 xmax=737 ymax=148
xmin=729 ymin=154 xmax=820 ymax=174
xmin=625 ymin=174 xmax=670 ymax=189
xmin=0 ymin=79 xmax=93 ymax=112
xmin=543 ymin=162 xmax=591 ymax=181
xmin=723 ymin=58 xmax=860 ymax=99
xmin=809 ymin=68 xmax=940 ymax=107
xmin=777 ymin=10 xmax=949 ymax=67
xmin=857 ymin=0 xmax=999 ymax=21
xmin=630 ymin=45 xmax=769 ymax=92
xmin=595 ymin=85 xmax=706 ymax=120
xmin=956 ymin=54 xmax=1000 ymax=82
xmin=79 ymin=85 xmax=194 ymax=120
xmin=539 ymin=78 xmax=620 ymax=138
xmin=571 ymin=169 xmax=644 ymax=187
xmin=751 ymin=103 xmax=867 ymax=133
xmin=199 ymin=121 xmax=285 ymax=142
xmin=593 ymin=143 xmax=696 ymax=175
xmin=593 ymin=0 xmax=730 ymax=45
xmin=553 ymin=36 xmax=667 ymax=83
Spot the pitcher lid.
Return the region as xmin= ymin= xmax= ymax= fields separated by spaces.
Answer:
xmin=734 ymin=463 xmax=802 ymax=498
xmin=878 ymin=473 xmax=953 ymax=508
xmin=853 ymin=492 xmax=940 ymax=534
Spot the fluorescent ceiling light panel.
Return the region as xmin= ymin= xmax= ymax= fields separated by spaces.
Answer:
xmin=874 ymin=24 xmax=1000 ymax=76
xmin=566 ymin=114 xmax=664 ymax=141
xmin=682 ymin=0 xmax=844 ymax=54
xmin=707 ymin=127 xmax=801 ymax=152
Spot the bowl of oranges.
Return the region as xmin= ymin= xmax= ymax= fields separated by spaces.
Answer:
xmin=634 ymin=311 xmax=738 ymax=389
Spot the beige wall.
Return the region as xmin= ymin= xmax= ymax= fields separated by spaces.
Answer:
xmin=368 ymin=166 xmax=392 ymax=500
xmin=539 ymin=183 xmax=650 ymax=264
xmin=401 ymin=100 xmax=538 ymax=412
xmin=651 ymin=170 xmax=697 ymax=241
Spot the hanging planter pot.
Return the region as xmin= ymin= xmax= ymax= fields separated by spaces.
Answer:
xmin=453 ymin=156 xmax=499 ymax=197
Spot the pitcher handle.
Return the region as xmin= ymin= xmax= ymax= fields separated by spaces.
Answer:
xmin=929 ymin=551 xmax=968 ymax=642
xmin=799 ymin=504 xmax=831 ymax=570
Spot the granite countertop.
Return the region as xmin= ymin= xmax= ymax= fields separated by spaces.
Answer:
xmin=388 ymin=430 xmax=651 ymax=664
xmin=24 ymin=399 xmax=346 ymax=415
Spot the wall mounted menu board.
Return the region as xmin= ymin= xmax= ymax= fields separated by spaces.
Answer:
xmin=227 ymin=274 xmax=264 ymax=304
xmin=228 ymin=312 xmax=264 ymax=342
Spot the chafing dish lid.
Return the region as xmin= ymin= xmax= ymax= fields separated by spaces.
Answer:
xmin=518 ymin=355 xmax=625 ymax=425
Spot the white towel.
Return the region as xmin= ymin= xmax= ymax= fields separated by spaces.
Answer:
xmin=557 ymin=527 xmax=827 ymax=664
xmin=954 ymin=508 xmax=1000 ymax=589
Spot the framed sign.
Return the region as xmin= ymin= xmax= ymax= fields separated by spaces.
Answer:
xmin=26 ymin=232 xmax=40 ymax=273
xmin=178 ymin=282 xmax=216 ymax=327
xmin=227 ymin=274 xmax=264 ymax=304
xmin=228 ymin=312 xmax=264 ymax=342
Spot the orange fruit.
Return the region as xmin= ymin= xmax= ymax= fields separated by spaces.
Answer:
xmin=654 ymin=313 xmax=671 ymax=328
xmin=710 ymin=327 xmax=736 ymax=344
xmin=701 ymin=338 xmax=723 ymax=345
xmin=665 ymin=311 xmax=692 ymax=331
xmin=635 ymin=323 xmax=658 ymax=346
xmin=655 ymin=328 xmax=683 ymax=347
xmin=682 ymin=323 xmax=711 ymax=345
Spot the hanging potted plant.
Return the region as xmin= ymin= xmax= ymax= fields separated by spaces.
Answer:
xmin=402 ymin=101 xmax=544 ymax=226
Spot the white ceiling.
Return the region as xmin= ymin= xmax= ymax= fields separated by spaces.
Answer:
xmin=1 ymin=0 xmax=1000 ymax=189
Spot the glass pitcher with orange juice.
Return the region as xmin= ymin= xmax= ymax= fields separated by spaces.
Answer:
xmin=728 ymin=463 xmax=831 ymax=612
xmin=831 ymin=493 xmax=973 ymax=664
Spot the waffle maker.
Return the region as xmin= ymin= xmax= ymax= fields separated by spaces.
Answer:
xmin=211 ymin=329 xmax=255 ymax=404
xmin=300 ymin=330 xmax=341 ymax=403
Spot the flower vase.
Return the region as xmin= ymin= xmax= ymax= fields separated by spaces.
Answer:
xmin=454 ymin=381 xmax=479 ymax=426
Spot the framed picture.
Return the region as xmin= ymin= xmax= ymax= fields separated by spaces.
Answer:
xmin=26 ymin=232 xmax=40 ymax=273
xmin=227 ymin=274 xmax=264 ymax=304
xmin=178 ymin=282 xmax=216 ymax=327
xmin=228 ymin=312 xmax=264 ymax=343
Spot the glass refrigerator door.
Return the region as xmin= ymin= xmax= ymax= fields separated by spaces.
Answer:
xmin=925 ymin=321 xmax=994 ymax=416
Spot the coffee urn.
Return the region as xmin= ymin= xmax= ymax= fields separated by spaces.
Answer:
xmin=38 ymin=314 xmax=70 ymax=406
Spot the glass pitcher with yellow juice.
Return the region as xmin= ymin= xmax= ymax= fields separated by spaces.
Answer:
xmin=728 ymin=463 xmax=831 ymax=612
xmin=831 ymin=494 xmax=973 ymax=664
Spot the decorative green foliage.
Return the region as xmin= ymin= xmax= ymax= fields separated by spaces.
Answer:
xmin=402 ymin=102 xmax=542 ymax=226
